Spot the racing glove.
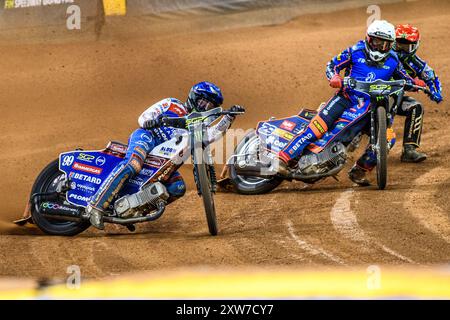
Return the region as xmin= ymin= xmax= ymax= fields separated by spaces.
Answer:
xmin=430 ymin=91 xmax=443 ymax=104
xmin=413 ymin=77 xmax=427 ymax=88
xmin=142 ymin=118 xmax=161 ymax=129
xmin=329 ymin=74 xmax=343 ymax=89
xmin=229 ymin=105 xmax=246 ymax=113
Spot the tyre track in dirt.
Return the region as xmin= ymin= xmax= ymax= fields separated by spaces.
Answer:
xmin=404 ymin=166 xmax=450 ymax=244
xmin=330 ymin=189 xmax=415 ymax=263
xmin=354 ymin=144 xmax=450 ymax=264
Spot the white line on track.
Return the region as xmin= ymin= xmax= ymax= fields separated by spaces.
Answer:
xmin=286 ymin=219 xmax=345 ymax=265
xmin=404 ymin=166 xmax=450 ymax=244
xmin=330 ymin=189 xmax=415 ymax=264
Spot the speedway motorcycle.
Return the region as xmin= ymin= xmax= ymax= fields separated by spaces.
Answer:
xmin=225 ymin=77 xmax=429 ymax=193
xmin=17 ymin=108 xmax=243 ymax=236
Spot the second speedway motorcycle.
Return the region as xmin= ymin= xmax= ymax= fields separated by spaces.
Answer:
xmin=226 ymin=78 xmax=429 ymax=194
xmin=19 ymin=108 xmax=243 ymax=236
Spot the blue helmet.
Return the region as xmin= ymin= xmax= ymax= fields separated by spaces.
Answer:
xmin=186 ymin=81 xmax=224 ymax=113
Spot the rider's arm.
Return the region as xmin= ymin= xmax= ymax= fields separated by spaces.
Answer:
xmin=138 ymin=104 xmax=165 ymax=128
xmin=205 ymin=114 xmax=235 ymax=144
xmin=413 ymin=55 xmax=442 ymax=96
xmin=138 ymin=99 xmax=187 ymax=128
xmin=326 ymin=46 xmax=352 ymax=80
xmin=393 ymin=60 xmax=414 ymax=86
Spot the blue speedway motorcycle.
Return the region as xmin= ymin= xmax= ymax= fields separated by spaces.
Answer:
xmin=226 ymin=78 xmax=429 ymax=194
xmin=19 ymin=108 xmax=243 ymax=236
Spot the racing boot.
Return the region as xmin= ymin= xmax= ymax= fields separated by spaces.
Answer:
xmin=87 ymin=205 xmax=105 ymax=230
xmin=348 ymin=164 xmax=370 ymax=186
xmin=400 ymin=145 xmax=427 ymax=163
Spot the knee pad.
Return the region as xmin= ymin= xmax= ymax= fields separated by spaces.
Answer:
xmin=308 ymin=114 xmax=329 ymax=139
xmin=401 ymin=98 xmax=423 ymax=113
xmin=126 ymin=154 xmax=144 ymax=175
xmin=166 ymin=179 xmax=186 ymax=198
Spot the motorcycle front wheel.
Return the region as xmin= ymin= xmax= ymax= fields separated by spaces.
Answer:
xmin=375 ymin=107 xmax=388 ymax=190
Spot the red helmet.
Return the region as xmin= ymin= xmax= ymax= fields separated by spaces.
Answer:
xmin=395 ymin=24 xmax=420 ymax=56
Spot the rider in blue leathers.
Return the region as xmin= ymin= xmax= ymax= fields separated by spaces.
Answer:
xmin=87 ymin=82 xmax=244 ymax=229
xmin=277 ymin=20 xmax=416 ymax=171
xmin=349 ymin=24 xmax=443 ymax=185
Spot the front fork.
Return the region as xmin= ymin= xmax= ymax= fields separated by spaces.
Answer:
xmin=190 ymin=124 xmax=217 ymax=195
xmin=369 ymin=104 xmax=393 ymax=154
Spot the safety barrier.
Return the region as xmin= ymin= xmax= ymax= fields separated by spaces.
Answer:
xmin=1 ymin=266 xmax=450 ymax=299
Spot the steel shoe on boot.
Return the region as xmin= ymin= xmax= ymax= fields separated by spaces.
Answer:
xmin=87 ymin=205 xmax=105 ymax=230
xmin=401 ymin=145 xmax=427 ymax=163
xmin=348 ymin=165 xmax=371 ymax=186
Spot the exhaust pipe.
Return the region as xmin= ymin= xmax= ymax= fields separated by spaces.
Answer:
xmin=35 ymin=193 xmax=166 ymax=226
xmin=103 ymin=200 xmax=166 ymax=225
xmin=234 ymin=162 xmax=279 ymax=178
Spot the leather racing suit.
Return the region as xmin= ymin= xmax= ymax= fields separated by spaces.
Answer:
xmin=278 ymin=40 xmax=414 ymax=164
xmin=88 ymin=98 xmax=235 ymax=211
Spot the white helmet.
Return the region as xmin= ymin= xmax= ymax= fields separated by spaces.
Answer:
xmin=365 ymin=20 xmax=396 ymax=62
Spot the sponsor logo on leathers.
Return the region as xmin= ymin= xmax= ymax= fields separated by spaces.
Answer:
xmin=312 ymin=120 xmax=326 ymax=134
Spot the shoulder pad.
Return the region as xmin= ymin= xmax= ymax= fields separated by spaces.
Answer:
xmin=169 ymin=98 xmax=184 ymax=104
xmin=351 ymin=40 xmax=366 ymax=52
xmin=155 ymin=98 xmax=172 ymax=108
xmin=387 ymin=50 xmax=400 ymax=62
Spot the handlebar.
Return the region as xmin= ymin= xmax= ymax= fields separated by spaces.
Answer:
xmin=407 ymin=84 xmax=432 ymax=96
xmin=160 ymin=117 xmax=186 ymax=129
xmin=344 ymin=77 xmax=431 ymax=96
xmin=220 ymin=110 xmax=245 ymax=116
xmin=159 ymin=109 xmax=245 ymax=129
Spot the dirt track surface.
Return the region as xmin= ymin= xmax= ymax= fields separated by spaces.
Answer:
xmin=0 ymin=0 xmax=449 ymax=279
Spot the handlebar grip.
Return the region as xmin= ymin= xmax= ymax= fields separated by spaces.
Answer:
xmin=222 ymin=111 xmax=245 ymax=116
xmin=160 ymin=117 xmax=187 ymax=129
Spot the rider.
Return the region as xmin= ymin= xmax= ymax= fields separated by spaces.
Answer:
xmin=277 ymin=20 xmax=416 ymax=171
xmin=87 ymin=81 xmax=244 ymax=229
xmin=349 ymin=23 xmax=443 ymax=185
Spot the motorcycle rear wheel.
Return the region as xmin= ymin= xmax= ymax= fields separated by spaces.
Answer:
xmin=30 ymin=159 xmax=90 ymax=236
xmin=229 ymin=130 xmax=283 ymax=195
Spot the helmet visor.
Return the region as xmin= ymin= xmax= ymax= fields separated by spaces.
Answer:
xmin=196 ymin=97 xmax=216 ymax=112
xmin=396 ymin=39 xmax=418 ymax=54
xmin=368 ymin=36 xmax=394 ymax=53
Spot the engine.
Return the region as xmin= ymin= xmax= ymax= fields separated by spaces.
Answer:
xmin=114 ymin=182 xmax=169 ymax=218
xmin=297 ymin=142 xmax=347 ymax=175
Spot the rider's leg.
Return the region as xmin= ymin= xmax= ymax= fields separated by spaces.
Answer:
xmin=278 ymin=94 xmax=350 ymax=165
xmin=397 ymin=96 xmax=426 ymax=163
xmin=348 ymin=146 xmax=376 ymax=186
xmin=163 ymin=171 xmax=186 ymax=204
xmin=348 ymin=128 xmax=396 ymax=186
xmin=87 ymin=128 xmax=156 ymax=229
